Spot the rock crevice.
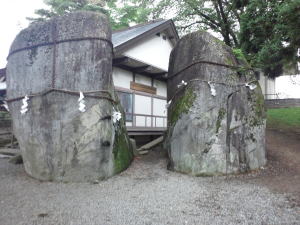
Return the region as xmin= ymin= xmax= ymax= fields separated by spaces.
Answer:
xmin=166 ymin=31 xmax=266 ymax=176
xmin=6 ymin=11 xmax=133 ymax=182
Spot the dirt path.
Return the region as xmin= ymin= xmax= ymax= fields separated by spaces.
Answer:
xmin=238 ymin=128 xmax=300 ymax=206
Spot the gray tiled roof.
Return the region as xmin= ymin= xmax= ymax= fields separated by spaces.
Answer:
xmin=112 ymin=20 xmax=168 ymax=48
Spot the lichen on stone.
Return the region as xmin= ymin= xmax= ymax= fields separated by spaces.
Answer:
xmin=166 ymin=30 xmax=266 ymax=176
xmin=28 ymin=48 xmax=38 ymax=65
xmin=169 ymin=87 xmax=196 ymax=126
xmin=248 ymin=82 xmax=266 ymax=127
xmin=216 ymin=108 xmax=226 ymax=133
xmin=112 ymin=105 xmax=133 ymax=174
xmin=232 ymin=48 xmax=250 ymax=66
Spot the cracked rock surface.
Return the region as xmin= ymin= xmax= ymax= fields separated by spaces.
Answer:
xmin=166 ymin=31 xmax=266 ymax=176
xmin=6 ymin=11 xmax=133 ymax=182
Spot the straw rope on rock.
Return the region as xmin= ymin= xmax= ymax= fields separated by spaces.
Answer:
xmin=6 ymin=11 xmax=133 ymax=182
xmin=166 ymin=31 xmax=266 ymax=176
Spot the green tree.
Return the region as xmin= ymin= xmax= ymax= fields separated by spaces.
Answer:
xmin=27 ymin=0 xmax=107 ymax=23
xmin=28 ymin=0 xmax=151 ymax=30
xmin=28 ymin=0 xmax=300 ymax=78
xmin=150 ymin=0 xmax=243 ymax=47
xmin=240 ymin=0 xmax=300 ymax=78
xmin=133 ymin=0 xmax=299 ymax=78
xmin=106 ymin=0 xmax=153 ymax=30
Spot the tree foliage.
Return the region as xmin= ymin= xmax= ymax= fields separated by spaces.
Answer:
xmin=28 ymin=0 xmax=151 ymax=30
xmin=240 ymin=0 xmax=300 ymax=78
xmin=27 ymin=0 xmax=107 ymax=22
xmin=106 ymin=0 xmax=153 ymax=30
xmin=28 ymin=0 xmax=300 ymax=78
xmin=141 ymin=0 xmax=299 ymax=78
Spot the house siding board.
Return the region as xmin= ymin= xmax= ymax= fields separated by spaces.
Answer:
xmin=123 ymin=33 xmax=173 ymax=71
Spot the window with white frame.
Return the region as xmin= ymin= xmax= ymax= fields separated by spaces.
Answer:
xmin=117 ymin=91 xmax=133 ymax=122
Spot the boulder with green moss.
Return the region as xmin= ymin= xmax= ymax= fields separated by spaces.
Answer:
xmin=166 ymin=31 xmax=266 ymax=176
xmin=6 ymin=11 xmax=133 ymax=182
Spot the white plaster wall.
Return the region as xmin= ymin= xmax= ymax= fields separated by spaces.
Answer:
xmin=267 ymin=78 xmax=276 ymax=99
xmin=146 ymin=117 xmax=152 ymax=127
xmin=155 ymin=118 xmax=164 ymax=127
xmin=112 ymin=67 xmax=133 ymax=89
xmin=123 ymin=33 xmax=173 ymax=71
xmin=153 ymin=98 xmax=167 ymax=116
xmin=153 ymin=79 xmax=167 ymax=97
xmin=136 ymin=116 xmax=146 ymax=127
xmin=276 ymin=75 xmax=300 ymax=98
xmin=258 ymin=73 xmax=276 ymax=99
xmin=134 ymin=94 xmax=152 ymax=115
xmin=135 ymin=74 xmax=152 ymax=86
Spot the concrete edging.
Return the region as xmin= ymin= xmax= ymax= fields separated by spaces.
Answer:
xmin=265 ymin=98 xmax=300 ymax=109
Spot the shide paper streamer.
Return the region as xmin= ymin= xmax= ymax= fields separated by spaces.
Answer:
xmin=208 ymin=82 xmax=217 ymax=97
xmin=112 ymin=110 xmax=122 ymax=124
xmin=20 ymin=95 xmax=29 ymax=114
xmin=177 ymin=80 xmax=187 ymax=88
xmin=245 ymin=83 xmax=257 ymax=90
xmin=78 ymin=92 xmax=86 ymax=112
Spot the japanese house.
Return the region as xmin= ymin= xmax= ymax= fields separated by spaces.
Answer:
xmin=112 ymin=19 xmax=179 ymax=136
xmin=1 ymin=19 xmax=279 ymax=137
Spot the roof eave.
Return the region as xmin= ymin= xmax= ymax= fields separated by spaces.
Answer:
xmin=114 ymin=20 xmax=179 ymax=56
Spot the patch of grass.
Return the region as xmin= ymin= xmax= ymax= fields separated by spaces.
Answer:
xmin=267 ymin=107 xmax=300 ymax=129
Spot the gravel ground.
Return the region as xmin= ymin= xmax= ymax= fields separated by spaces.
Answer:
xmin=0 ymin=150 xmax=299 ymax=225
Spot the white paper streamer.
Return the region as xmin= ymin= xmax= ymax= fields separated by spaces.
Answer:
xmin=20 ymin=95 xmax=29 ymax=114
xmin=177 ymin=80 xmax=187 ymax=88
xmin=245 ymin=83 xmax=257 ymax=90
xmin=78 ymin=92 xmax=86 ymax=112
xmin=166 ymin=100 xmax=172 ymax=109
xmin=112 ymin=110 xmax=122 ymax=123
xmin=2 ymin=101 xmax=9 ymax=112
xmin=164 ymin=100 xmax=172 ymax=114
xmin=208 ymin=82 xmax=217 ymax=96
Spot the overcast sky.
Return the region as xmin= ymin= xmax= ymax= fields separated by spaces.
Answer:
xmin=0 ymin=0 xmax=299 ymax=98
xmin=0 ymin=0 xmax=46 ymax=68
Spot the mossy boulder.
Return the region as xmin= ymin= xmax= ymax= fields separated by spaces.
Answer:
xmin=6 ymin=11 xmax=133 ymax=182
xmin=166 ymin=31 xmax=266 ymax=176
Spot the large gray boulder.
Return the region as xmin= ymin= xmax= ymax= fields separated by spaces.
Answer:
xmin=6 ymin=11 xmax=133 ymax=182
xmin=166 ymin=31 xmax=266 ymax=176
